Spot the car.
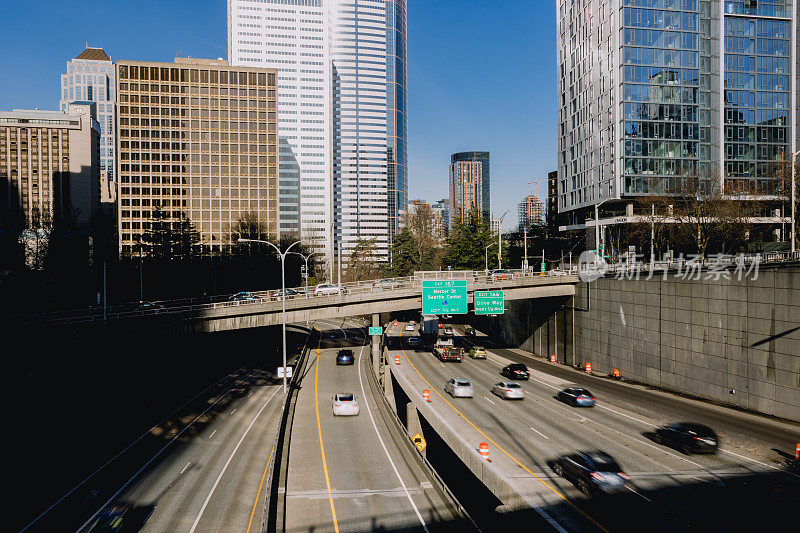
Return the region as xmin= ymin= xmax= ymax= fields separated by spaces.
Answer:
xmin=408 ymin=320 xmax=416 ymax=325
xmin=438 ymin=323 xmax=443 ymax=329
xmin=501 ymin=363 xmax=529 ymax=380
xmin=464 ymin=325 xmax=476 ymax=336
xmin=406 ymin=336 xmax=421 ymax=345
xmin=371 ymin=278 xmax=397 ymax=291
xmin=468 ymin=346 xmax=487 ymax=359
xmin=313 ymin=283 xmax=349 ymax=296
xmin=87 ymin=504 xmax=131 ymax=532
xmin=133 ymin=300 xmax=165 ymax=312
xmin=443 ymin=326 xmax=454 ymax=335
xmin=404 ymin=323 xmax=415 ymax=332
xmin=332 ymin=393 xmax=359 ymax=416
xmin=270 ymin=287 xmax=299 ymax=301
xmin=231 ymin=381 xmax=250 ymax=397
xmin=336 ymin=349 xmax=354 ymax=365
xmin=490 ymin=269 xmax=512 ymax=280
xmin=558 ymin=387 xmax=596 ymax=407
xmin=552 ymin=451 xmax=630 ymax=495
xmin=491 ymin=381 xmax=525 ymax=400
xmin=445 ymin=378 xmax=474 ymax=398
xmin=653 ymin=422 xmax=718 ymax=454
xmin=435 ymin=345 xmax=463 ymax=362
xmin=230 ymin=291 xmax=258 ymax=302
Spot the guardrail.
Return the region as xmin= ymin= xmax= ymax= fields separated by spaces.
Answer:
xmin=602 ymin=250 xmax=800 ymax=276
xmin=20 ymin=269 xmax=579 ymax=326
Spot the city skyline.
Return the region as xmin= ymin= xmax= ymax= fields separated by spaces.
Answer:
xmin=0 ymin=0 xmax=554 ymax=232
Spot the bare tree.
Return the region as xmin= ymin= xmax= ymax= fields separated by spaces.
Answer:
xmin=343 ymin=238 xmax=380 ymax=282
xmin=404 ymin=203 xmax=443 ymax=269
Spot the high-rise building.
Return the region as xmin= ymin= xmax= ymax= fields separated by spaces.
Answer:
xmin=60 ymin=46 xmax=116 ymax=207
xmin=115 ymin=58 xmax=279 ymax=255
xmin=449 ymin=151 xmax=490 ymax=223
xmin=431 ymin=198 xmax=449 ymax=235
xmin=0 ymin=102 xmax=100 ymax=228
xmin=556 ymin=0 xmax=796 ymax=239
xmin=227 ymin=0 xmax=408 ymax=265
xmin=490 ymin=217 xmax=501 ymax=235
xmin=518 ymin=194 xmax=545 ymax=231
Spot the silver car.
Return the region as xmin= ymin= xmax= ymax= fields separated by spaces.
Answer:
xmin=445 ymin=378 xmax=474 ymax=398
xmin=314 ymin=283 xmax=348 ymax=296
xmin=332 ymin=393 xmax=359 ymax=416
xmin=492 ymin=381 xmax=525 ymax=400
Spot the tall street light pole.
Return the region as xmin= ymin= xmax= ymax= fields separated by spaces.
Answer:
xmin=497 ymin=209 xmax=509 ymax=269
xmin=792 ymin=150 xmax=799 ymax=254
xmin=238 ymin=238 xmax=302 ymax=394
xmin=485 ymin=242 xmax=496 ymax=272
xmin=287 ymin=251 xmax=317 ymax=296
xmin=594 ymin=197 xmax=611 ymax=256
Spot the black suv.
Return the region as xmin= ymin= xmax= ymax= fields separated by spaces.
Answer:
xmin=501 ymin=363 xmax=529 ymax=380
xmin=654 ymin=422 xmax=718 ymax=454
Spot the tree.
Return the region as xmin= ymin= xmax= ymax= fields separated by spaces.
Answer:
xmin=405 ymin=203 xmax=443 ymax=269
xmin=387 ymin=228 xmax=418 ymax=276
xmin=442 ymin=209 xmax=503 ymax=270
xmin=343 ymin=238 xmax=380 ymax=282
xmin=141 ymin=205 xmax=200 ymax=261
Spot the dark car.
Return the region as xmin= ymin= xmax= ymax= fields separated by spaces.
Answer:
xmin=336 ymin=349 xmax=354 ymax=365
xmin=133 ymin=300 xmax=165 ymax=312
xmin=501 ymin=363 xmax=529 ymax=380
xmin=231 ymin=382 xmax=250 ymax=397
xmin=654 ymin=422 xmax=718 ymax=454
xmin=558 ymin=387 xmax=596 ymax=407
xmin=464 ymin=325 xmax=476 ymax=336
xmin=230 ymin=291 xmax=258 ymax=302
xmin=552 ymin=451 xmax=630 ymax=495
xmin=270 ymin=288 xmax=299 ymax=301
xmin=87 ymin=504 xmax=131 ymax=532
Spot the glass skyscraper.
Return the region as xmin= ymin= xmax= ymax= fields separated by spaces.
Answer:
xmin=449 ymin=151 xmax=490 ymax=223
xmin=60 ymin=47 xmax=116 ymax=185
xmin=556 ymin=0 xmax=796 ymax=235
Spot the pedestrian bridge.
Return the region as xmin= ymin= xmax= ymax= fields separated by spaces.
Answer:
xmin=27 ymin=270 xmax=579 ymax=333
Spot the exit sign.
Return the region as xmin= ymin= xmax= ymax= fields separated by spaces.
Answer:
xmin=474 ymin=290 xmax=504 ymax=315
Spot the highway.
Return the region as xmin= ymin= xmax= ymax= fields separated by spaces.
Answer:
xmin=387 ymin=322 xmax=800 ymax=532
xmin=284 ymin=323 xmax=468 ymax=532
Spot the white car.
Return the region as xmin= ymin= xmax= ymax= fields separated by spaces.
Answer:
xmin=445 ymin=378 xmax=474 ymax=398
xmin=404 ymin=323 xmax=415 ymax=332
xmin=491 ymin=381 xmax=525 ymax=400
xmin=314 ymin=283 xmax=348 ymax=296
xmin=332 ymin=393 xmax=359 ymax=416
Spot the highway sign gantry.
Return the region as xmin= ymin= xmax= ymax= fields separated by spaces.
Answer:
xmin=474 ymin=290 xmax=504 ymax=315
xmin=422 ymin=280 xmax=467 ymax=315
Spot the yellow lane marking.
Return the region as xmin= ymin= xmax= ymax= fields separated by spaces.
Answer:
xmin=246 ymin=444 xmax=275 ymax=533
xmin=398 ymin=335 xmax=610 ymax=533
xmin=315 ymin=338 xmax=340 ymax=533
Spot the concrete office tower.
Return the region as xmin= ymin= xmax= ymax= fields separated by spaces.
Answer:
xmin=431 ymin=198 xmax=449 ymax=235
xmin=115 ymin=58 xmax=279 ymax=256
xmin=449 ymin=151 xmax=490 ymax=223
xmin=227 ymin=0 xmax=408 ymax=264
xmin=228 ymin=0 xmax=332 ymax=262
xmin=556 ymin=0 xmax=796 ymax=238
xmin=518 ymin=194 xmax=545 ymax=230
xmin=0 ymin=102 xmax=100 ymax=228
xmin=60 ymin=46 xmax=116 ymax=206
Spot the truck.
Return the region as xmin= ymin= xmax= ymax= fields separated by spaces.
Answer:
xmin=421 ymin=314 xmax=439 ymax=337
xmin=434 ymin=345 xmax=464 ymax=362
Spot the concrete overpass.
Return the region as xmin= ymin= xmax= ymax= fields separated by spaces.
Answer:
xmin=27 ymin=270 xmax=578 ymax=333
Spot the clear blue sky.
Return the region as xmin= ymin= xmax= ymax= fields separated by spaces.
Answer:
xmin=0 ymin=0 xmax=556 ymax=230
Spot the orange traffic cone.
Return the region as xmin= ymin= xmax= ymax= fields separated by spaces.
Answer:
xmin=394 ymin=354 xmax=400 ymax=365
xmin=585 ymin=362 xmax=592 ymax=373
xmin=422 ymin=389 xmax=430 ymax=402
xmin=550 ymin=354 xmax=556 ymax=363
xmin=613 ymin=368 xmax=620 ymax=379
xmin=796 ymin=442 xmax=799 ymax=461
xmin=478 ymin=442 xmax=490 ymax=459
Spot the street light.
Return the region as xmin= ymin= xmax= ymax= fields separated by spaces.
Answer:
xmin=238 ymin=237 xmax=302 ymax=394
xmin=497 ymin=209 xmax=509 ymax=269
xmin=594 ymin=196 xmax=612 ymax=256
xmin=485 ymin=242 xmax=497 ymax=272
xmin=287 ymin=251 xmax=317 ymax=296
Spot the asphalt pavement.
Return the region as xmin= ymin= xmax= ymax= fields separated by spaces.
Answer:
xmin=284 ymin=323 xmax=466 ymax=533
xmin=386 ymin=322 xmax=800 ymax=532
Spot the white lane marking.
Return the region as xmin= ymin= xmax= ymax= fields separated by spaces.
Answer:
xmin=354 ymin=325 xmax=430 ymax=533
xmin=529 ymin=427 xmax=549 ymax=440
xmin=231 ymin=408 xmax=236 ymax=414
xmin=721 ymin=448 xmax=800 ymax=479
xmin=626 ymin=486 xmax=652 ymax=502
xmin=483 ymin=396 xmax=495 ymax=404
xmin=75 ymin=367 xmax=265 ymax=533
xmin=21 ymin=364 xmax=252 ymax=533
xmin=189 ymin=386 xmax=282 ymax=532
xmin=181 ymin=462 xmax=191 ymax=474
xmin=209 ymin=430 xmax=217 ymax=439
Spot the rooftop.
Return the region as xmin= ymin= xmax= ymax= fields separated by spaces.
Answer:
xmin=75 ymin=47 xmax=110 ymax=61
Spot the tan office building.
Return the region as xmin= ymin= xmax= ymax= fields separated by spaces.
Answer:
xmin=115 ymin=58 xmax=278 ymax=255
xmin=0 ymin=102 xmax=100 ymax=229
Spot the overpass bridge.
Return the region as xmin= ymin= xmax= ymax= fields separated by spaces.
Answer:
xmin=26 ymin=270 xmax=578 ymax=333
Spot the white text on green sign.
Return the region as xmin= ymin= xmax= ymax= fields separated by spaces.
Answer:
xmin=422 ymin=280 xmax=468 ymax=314
xmin=368 ymin=326 xmax=383 ymax=335
xmin=474 ymin=290 xmax=504 ymax=315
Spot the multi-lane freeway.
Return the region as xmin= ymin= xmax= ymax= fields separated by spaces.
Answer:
xmin=387 ymin=321 xmax=800 ymax=532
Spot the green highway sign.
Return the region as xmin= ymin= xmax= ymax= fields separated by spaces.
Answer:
xmin=368 ymin=326 xmax=383 ymax=335
xmin=422 ymin=280 xmax=468 ymax=315
xmin=474 ymin=290 xmax=505 ymax=315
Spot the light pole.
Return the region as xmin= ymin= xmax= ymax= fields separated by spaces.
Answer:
xmin=238 ymin=237 xmax=302 ymax=394
xmin=287 ymin=251 xmax=317 ymax=296
xmin=594 ymin=197 xmax=611 ymax=256
xmin=792 ymin=150 xmax=799 ymax=254
xmin=497 ymin=209 xmax=509 ymax=269
xmin=485 ymin=242 xmax=497 ymax=272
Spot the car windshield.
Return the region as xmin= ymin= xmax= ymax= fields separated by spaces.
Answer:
xmin=506 ymin=383 xmax=521 ymax=389
xmin=337 ymin=394 xmax=354 ymax=401
xmin=593 ymin=460 xmax=622 ymax=472
xmin=575 ymin=389 xmax=592 ymax=396
xmin=455 ymin=380 xmax=470 ymax=386
xmin=510 ymin=364 xmax=526 ymax=370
